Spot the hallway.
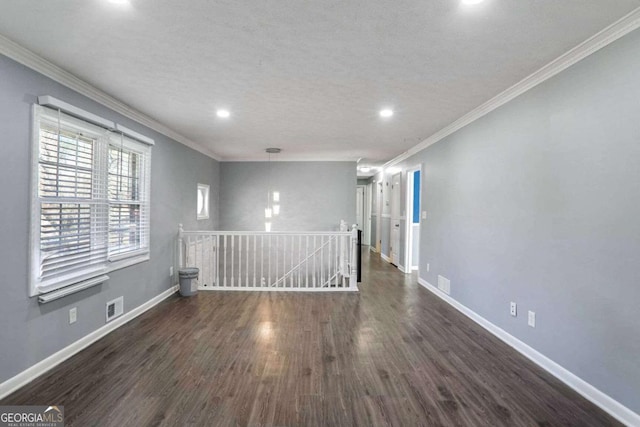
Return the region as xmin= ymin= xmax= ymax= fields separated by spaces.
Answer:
xmin=2 ymin=250 xmax=619 ymax=426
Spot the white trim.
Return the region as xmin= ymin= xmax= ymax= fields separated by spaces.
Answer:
xmin=369 ymin=246 xmax=378 ymax=253
xmin=38 ymin=95 xmax=115 ymax=129
xmin=38 ymin=275 xmax=109 ymax=304
xmin=381 ymin=253 xmax=391 ymax=263
xmin=404 ymin=165 xmax=421 ymax=272
xmin=0 ymin=34 xmax=220 ymax=161
xmin=199 ymin=287 xmax=358 ymax=292
xmin=398 ymin=265 xmax=406 ymax=273
xmin=381 ymin=213 xmax=391 ymax=219
xmin=411 ymin=266 xmax=419 ymax=271
xmin=382 ymin=7 xmax=640 ymax=170
xmin=416 ymin=278 xmax=640 ymax=427
xmin=115 ymin=123 xmax=154 ymax=146
xmin=0 ymin=285 xmax=178 ymax=400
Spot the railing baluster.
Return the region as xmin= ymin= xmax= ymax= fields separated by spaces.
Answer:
xmin=238 ymin=234 xmax=243 ymax=287
xmin=270 ymin=234 xmax=273 ymax=287
xmin=304 ymin=234 xmax=309 ymax=288
xmin=341 ymin=235 xmax=346 ymax=288
xmin=246 ymin=235 xmax=250 ymax=287
xmin=288 ymin=235 xmax=292 ymax=288
xmin=334 ymin=236 xmax=339 ymax=287
xmin=224 ymin=234 xmax=227 ymax=287
xmin=196 ymin=235 xmax=201 ymax=288
xmin=215 ymin=234 xmax=219 ymax=287
xmin=298 ymin=234 xmax=302 ymax=288
xmin=253 ymin=235 xmax=257 ymax=287
xmin=282 ymin=235 xmax=286 ymax=288
xmin=232 ymin=235 xmax=236 ymax=287
xmin=321 ymin=235 xmax=324 ymax=287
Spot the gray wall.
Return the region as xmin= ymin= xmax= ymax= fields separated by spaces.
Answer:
xmin=220 ymin=162 xmax=356 ymax=231
xmin=0 ymin=54 xmax=220 ymax=385
xmin=376 ymin=29 xmax=640 ymax=411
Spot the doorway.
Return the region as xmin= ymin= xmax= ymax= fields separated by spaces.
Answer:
xmin=390 ymin=172 xmax=401 ymax=266
xmin=405 ymin=167 xmax=421 ymax=271
xmin=356 ymin=185 xmax=371 ymax=246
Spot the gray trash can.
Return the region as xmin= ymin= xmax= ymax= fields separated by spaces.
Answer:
xmin=178 ymin=267 xmax=199 ymax=296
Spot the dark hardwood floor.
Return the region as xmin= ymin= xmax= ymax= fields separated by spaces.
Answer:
xmin=3 ymin=250 xmax=621 ymax=426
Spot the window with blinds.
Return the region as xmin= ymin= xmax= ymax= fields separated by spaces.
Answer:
xmin=30 ymin=105 xmax=152 ymax=296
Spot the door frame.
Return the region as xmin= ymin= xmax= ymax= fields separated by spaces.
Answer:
xmin=390 ymin=172 xmax=402 ymax=266
xmin=365 ymin=182 xmax=372 ymax=246
xmin=356 ymin=184 xmax=371 ymax=245
xmin=404 ymin=165 xmax=422 ymax=273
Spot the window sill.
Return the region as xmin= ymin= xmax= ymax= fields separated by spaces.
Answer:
xmin=34 ymin=253 xmax=150 ymax=302
xmin=108 ymin=252 xmax=150 ymax=271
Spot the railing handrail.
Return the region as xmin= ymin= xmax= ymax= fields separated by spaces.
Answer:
xmin=176 ymin=222 xmax=359 ymax=292
xmin=180 ymin=230 xmax=351 ymax=236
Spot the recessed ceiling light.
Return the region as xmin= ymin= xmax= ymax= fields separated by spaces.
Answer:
xmin=359 ymin=167 xmax=371 ymax=172
xmin=216 ymin=109 xmax=230 ymax=118
xmin=379 ymin=109 xmax=394 ymax=118
xmin=461 ymin=0 xmax=484 ymax=5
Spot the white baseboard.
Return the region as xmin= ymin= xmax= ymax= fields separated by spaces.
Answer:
xmin=381 ymin=253 xmax=391 ymax=263
xmin=416 ymin=278 xmax=640 ymax=427
xmin=411 ymin=266 xmax=419 ymax=271
xmin=398 ymin=265 xmax=406 ymax=273
xmin=0 ymin=285 xmax=178 ymax=400
xmin=369 ymin=246 xmax=378 ymax=253
xmin=198 ymin=287 xmax=358 ymax=292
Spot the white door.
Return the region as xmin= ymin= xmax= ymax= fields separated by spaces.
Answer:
xmin=356 ymin=186 xmax=365 ymax=231
xmin=365 ymin=183 xmax=372 ymax=246
xmin=390 ymin=173 xmax=401 ymax=265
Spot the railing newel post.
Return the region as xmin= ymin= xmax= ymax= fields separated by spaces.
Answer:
xmin=350 ymin=225 xmax=358 ymax=289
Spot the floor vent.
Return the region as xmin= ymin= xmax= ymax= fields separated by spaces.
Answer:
xmin=106 ymin=296 xmax=124 ymax=322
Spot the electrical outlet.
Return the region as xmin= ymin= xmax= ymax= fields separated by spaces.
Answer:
xmin=510 ymin=302 xmax=517 ymax=317
xmin=169 ymin=266 xmax=174 ymax=277
xmin=528 ymin=311 xmax=536 ymax=327
xmin=69 ymin=307 xmax=77 ymax=324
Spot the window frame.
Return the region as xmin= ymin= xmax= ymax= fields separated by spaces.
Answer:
xmin=29 ymin=104 xmax=153 ymax=297
xmin=196 ymin=183 xmax=210 ymax=220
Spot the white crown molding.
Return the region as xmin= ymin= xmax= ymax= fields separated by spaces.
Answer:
xmin=417 ymin=278 xmax=640 ymax=427
xmin=382 ymin=7 xmax=640 ymax=171
xmin=222 ymin=158 xmax=357 ymax=162
xmin=0 ymin=285 xmax=178 ymax=400
xmin=0 ymin=34 xmax=221 ymax=161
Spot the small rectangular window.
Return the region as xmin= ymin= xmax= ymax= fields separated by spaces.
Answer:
xmin=197 ymin=183 xmax=210 ymax=220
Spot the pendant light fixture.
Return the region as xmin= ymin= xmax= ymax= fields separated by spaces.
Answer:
xmin=265 ymin=148 xmax=282 ymax=231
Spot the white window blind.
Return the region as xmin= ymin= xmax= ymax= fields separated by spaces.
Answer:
xmin=30 ymin=105 xmax=152 ymax=296
xmin=108 ymin=134 xmax=151 ymax=261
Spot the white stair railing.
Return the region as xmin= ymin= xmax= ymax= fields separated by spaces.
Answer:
xmin=177 ymin=224 xmax=358 ymax=291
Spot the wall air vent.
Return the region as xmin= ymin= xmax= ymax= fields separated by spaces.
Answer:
xmin=106 ymin=296 xmax=124 ymax=322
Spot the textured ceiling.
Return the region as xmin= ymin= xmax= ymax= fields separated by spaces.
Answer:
xmin=0 ymin=0 xmax=639 ymax=162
